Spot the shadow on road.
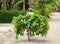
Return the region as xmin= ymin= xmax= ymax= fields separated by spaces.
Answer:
xmin=15 ymin=39 xmax=52 ymax=43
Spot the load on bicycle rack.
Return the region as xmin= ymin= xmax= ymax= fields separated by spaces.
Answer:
xmin=12 ymin=13 xmax=49 ymax=41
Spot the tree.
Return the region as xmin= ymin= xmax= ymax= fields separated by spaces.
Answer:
xmin=10 ymin=0 xmax=15 ymax=9
xmin=10 ymin=0 xmax=25 ymax=10
xmin=23 ymin=0 xmax=25 ymax=10
xmin=56 ymin=0 xmax=60 ymax=9
xmin=1 ymin=0 xmax=7 ymax=10
xmin=0 ymin=0 xmax=2 ymax=9
xmin=30 ymin=0 xmax=55 ymax=16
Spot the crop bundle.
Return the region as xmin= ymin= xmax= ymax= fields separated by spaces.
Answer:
xmin=12 ymin=14 xmax=49 ymax=39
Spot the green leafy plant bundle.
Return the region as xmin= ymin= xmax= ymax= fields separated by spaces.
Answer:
xmin=12 ymin=14 xmax=49 ymax=39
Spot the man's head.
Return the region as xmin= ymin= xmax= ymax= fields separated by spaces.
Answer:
xmin=28 ymin=8 xmax=32 ymax=12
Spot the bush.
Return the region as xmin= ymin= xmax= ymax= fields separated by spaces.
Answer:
xmin=0 ymin=10 xmax=27 ymax=23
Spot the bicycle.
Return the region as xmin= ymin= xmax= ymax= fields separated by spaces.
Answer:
xmin=27 ymin=29 xmax=34 ymax=41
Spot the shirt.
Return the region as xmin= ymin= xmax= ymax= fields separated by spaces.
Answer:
xmin=27 ymin=12 xmax=34 ymax=15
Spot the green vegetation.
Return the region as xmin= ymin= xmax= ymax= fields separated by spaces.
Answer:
xmin=12 ymin=13 xmax=49 ymax=39
xmin=31 ymin=0 xmax=54 ymax=17
xmin=0 ymin=10 xmax=26 ymax=23
xmin=56 ymin=0 xmax=60 ymax=12
xmin=56 ymin=0 xmax=60 ymax=8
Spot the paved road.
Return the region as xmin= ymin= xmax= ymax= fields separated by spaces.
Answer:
xmin=0 ymin=12 xmax=60 ymax=44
